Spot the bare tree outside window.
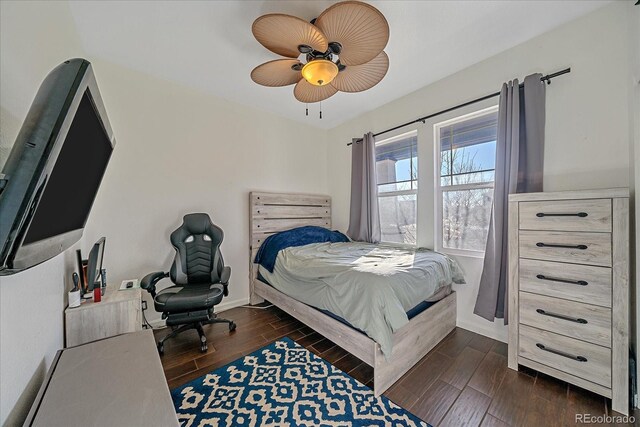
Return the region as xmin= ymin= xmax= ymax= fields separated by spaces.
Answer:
xmin=438 ymin=108 xmax=498 ymax=253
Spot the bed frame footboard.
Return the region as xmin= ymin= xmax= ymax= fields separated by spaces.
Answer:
xmin=373 ymin=291 xmax=456 ymax=395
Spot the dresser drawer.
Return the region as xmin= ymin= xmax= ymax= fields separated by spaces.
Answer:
xmin=519 ymin=199 xmax=611 ymax=232
xmin=519 ymin=259 xmax=611 ymax=307
xmin=519 ymin=325 xmax=611 ymax=388
xmin=519 ymin=230 xmax=611 ymax=267
xmin=519 ymin=292 xmax=611 ymax=347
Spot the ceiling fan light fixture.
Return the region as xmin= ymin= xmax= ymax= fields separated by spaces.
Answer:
xmin=250 ymin=1 xmax=389 ymax=105
xmin=301 ymin=59 xmax=339 ymax=86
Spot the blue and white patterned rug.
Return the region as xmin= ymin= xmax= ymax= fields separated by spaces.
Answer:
xmin=171 ymin=337 xmax=429 ymax=426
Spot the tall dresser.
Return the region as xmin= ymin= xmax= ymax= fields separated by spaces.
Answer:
xmin=507 ymin=188 xmax=629 ymax=415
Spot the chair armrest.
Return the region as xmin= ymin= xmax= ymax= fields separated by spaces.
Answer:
xmin=220 ymin=266 xmax=231 ymax=285
xmin=220 ymin=266 xmax=231 ymax=296
xmin=141 ymin=271 xmax=168 ymax=298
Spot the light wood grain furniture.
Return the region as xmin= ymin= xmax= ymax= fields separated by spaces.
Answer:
xmin=249 ymin=191 xmax=457 ymax=396
xmin=507 ymin=188 xmax=630 ymax=415
xmin=64 ymin=283 xmax=142 ymax=347
xmin=24 ymin=330 xmax=179 ymax=427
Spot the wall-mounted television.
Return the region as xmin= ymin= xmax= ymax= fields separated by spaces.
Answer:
xmin=0 ymin=59 xmax=115 ymax=274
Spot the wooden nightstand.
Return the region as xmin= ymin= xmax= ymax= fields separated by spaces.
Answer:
xmin=64 ymin=282 xmax=142 ymax=347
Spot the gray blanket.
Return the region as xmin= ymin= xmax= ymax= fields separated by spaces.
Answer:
xmin=258 ymin=242 xmax=465 ymax=358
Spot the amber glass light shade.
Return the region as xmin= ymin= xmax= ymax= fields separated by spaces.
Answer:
xmin=301 ymin=60 xmax=339 ymax=86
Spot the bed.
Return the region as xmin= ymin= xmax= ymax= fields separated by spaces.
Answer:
xmin=249 ymin=191 xmax=459 ymax=396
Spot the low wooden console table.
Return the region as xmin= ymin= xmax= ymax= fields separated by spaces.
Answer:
xmin=64 ymin=283 xmax=142 ymax=347
xmin=24 ymin=330 xmax=179 ymax=426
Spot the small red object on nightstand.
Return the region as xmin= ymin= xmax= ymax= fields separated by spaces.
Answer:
xmin=93 ymin=287 xmax=101 ymax=302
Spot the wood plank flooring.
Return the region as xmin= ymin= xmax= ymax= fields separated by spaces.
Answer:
xmin=155 ymin=305 xmax=636 ymax=426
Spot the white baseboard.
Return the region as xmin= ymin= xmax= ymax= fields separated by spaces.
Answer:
xmin=148 ymin=318 xmax=167 ymax=329
xmin=456 ymin=318 xmax=508 ymax=343
xmin=216 ymin=297 xmax=251 ymax=313
xmin=147 ymin=296 xmax=250 ymax=329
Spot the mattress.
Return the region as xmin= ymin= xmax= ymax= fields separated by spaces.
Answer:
xmin=257 ymin=241 xmax=465 ymax=358
xmin=258 ymin=272 xmax=450 ymax=332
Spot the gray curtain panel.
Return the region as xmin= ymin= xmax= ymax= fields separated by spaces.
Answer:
xmin=347 ymin=132 xmax=381 ymax=243
xmin=474 ymin=74 xmax=546 ymax=322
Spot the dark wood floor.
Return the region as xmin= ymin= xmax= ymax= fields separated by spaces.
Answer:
xmin=155 ymin=305 xmax=635 ymax=427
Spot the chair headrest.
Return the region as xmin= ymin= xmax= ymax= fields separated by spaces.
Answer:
xmin=170 ymin=213 xmax=223 ymax=247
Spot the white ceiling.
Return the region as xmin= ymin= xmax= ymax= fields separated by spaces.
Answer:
xmin=68 ymin=1 xmax=609 ymax=129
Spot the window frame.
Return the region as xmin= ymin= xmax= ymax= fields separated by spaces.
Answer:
xmin=375 ymin=130 xmax=419 ymax=246
xmin=434 ymin=105 xmax=498 ymax=258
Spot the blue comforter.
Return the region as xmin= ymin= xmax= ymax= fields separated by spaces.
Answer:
xmin=254 ymin=226 xmax=349 ymax=272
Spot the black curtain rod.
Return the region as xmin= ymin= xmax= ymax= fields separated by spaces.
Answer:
xmin=347 ymin=67 xmax=571 ymax=146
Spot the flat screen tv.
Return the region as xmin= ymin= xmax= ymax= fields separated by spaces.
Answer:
xmin=0 ymin=59 xmax=115 ymax=274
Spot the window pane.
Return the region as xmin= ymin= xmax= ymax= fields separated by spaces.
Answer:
xmin=376 ymin=134 xmax=417 ymax=186
xmin=442 ymin=188 xmax=493 ymax=251
xmin=379 ymin=193 xmax=416 ymax=245
xmin=439 ymin=113 xmax=498 ymax=150
xmin=451 ymin=141 xmax=496 ymax=174
xmin=440 ymin=111 xmax=498 ymax=190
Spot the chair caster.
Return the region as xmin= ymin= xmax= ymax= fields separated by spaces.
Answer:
xmin=229 ymin=322 xmax=236 ymax=332
xmin=199 ymin=334 xmax=207 ymax=352
xmin=157 ymin=342 xmax=164 ymax=355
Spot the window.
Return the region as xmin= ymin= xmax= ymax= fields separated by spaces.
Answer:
xmin=435 ymin=107 xmax=498 ymax=254
xmin=376 ymin=131 xmax=418 ymax=245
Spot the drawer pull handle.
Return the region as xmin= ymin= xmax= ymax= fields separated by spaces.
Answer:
xmin=536 ymin=212 xmax=588 ymax=218
xmin=536 ymin=343 xmax=588 ymax=362
xmin=536 ymin=274 xmax=588 ymax=286
xmin=536 ymin=308 xmax=588 ymax=324
xmin=536 ymin=242 xmax=588 ymax=250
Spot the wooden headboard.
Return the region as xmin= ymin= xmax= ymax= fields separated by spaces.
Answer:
xmin=249 ymin=191 xmax=331 ymax=304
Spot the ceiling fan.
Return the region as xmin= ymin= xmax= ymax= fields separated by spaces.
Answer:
xmin=250 ymin=1 xmax=390 ymax=106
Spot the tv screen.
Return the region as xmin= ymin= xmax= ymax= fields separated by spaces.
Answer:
xmin=0 ymin=58 xmax=115 ymax=274
xmin=23 ymin=92 xmax=112 ymax=244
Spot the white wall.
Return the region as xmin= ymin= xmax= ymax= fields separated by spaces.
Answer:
xmin=0 ymin=252 xmax=79 ymax=426
xmin=0 ymin=2 xmax=86 ymax=425
xmin=0 ymin=1 xmax=328 ymax=423
xmin=80 ymin=59 xmax=328 ymax=324
xmin=326 ymin=2 xmax=633 ymax=342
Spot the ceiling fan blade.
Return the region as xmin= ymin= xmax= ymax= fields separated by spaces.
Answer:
xmin=331 ymin=51 xmax=389 ymax=93
xmin=251 ymin=59 xmax=302 ymax=87
xmin=315 ymin=1 xmax=389 ymax=66
xmin=252 ymin=14 xmax=328 ymax=58
xmin=294 ymin=78 xmax=338 ymax=103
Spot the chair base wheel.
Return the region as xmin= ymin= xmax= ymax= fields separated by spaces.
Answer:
xmin=157 ymin=343 xmax=164 ymax=355
xmin=229 ymin=322 xmax=236 ymax=332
